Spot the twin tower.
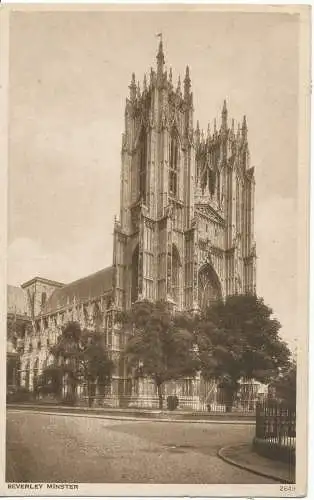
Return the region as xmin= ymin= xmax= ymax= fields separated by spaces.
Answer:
xmin=112 ymin=39 xmax=256 ymax=313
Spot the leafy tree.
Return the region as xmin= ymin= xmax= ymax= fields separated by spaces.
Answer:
xmin=271 ymin=361 xmax=296 ymax=408
xmin=7 ymin=316 xmax=27 ymax=350
xmin=196 ymin=294 xmax=291 ymax=411
xmin=40 ymin=321 xmax=114 ymax=407
xmin=35 ymin=365 xmax=63 ymax=399
xmin=120 ymin=301 xmax=199 ymax=409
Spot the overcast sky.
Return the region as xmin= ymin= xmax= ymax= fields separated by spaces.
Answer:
xmin=8 ymin=10 xmax=300 ymax=348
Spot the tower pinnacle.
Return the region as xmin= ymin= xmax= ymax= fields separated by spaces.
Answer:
xmin=207 ymin=123 xmax=211 ymax=141
xmin=242 ymin=115 xmax=248 ymax=140
xmin=156 ymin=33 xmax=165 ymax=75
xmin=221 ymin=99 xmax=228 ymax=130
xmin=176 ymin=75 xmax=181 ymax=95
xmin=169 ymin=67 xmax=173 ymax=84
xmin=129 ymin=72 xmax=136 ymax=101
xmin=184 ymin=65 xmax=191 ymax=98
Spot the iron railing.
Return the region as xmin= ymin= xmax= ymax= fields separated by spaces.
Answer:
xmin=76 ymin=377 xmax=265 ymax=413
xmin=255 ymin=401 xmax=296 ymax=448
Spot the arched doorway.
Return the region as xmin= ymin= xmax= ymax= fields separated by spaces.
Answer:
xmin=198 ymin=264 xmax=222 ymax=310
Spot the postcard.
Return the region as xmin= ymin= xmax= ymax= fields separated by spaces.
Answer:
xmin=0 ymin=4 xmax=310 ymax=497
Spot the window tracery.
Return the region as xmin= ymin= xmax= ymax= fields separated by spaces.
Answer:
xmin=169 ymin=130 xmax=179 ymax=197
xmin=139 ymin=129 xmax=147 ymax=202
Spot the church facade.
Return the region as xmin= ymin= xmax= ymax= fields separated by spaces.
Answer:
xmin=8 ymin=41 xmax=257 ymax=407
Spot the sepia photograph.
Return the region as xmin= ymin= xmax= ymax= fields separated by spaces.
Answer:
xmin=1 ymin=4 xmax=310 ymax=497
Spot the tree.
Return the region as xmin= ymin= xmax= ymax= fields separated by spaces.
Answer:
xmin=119 ymin=301 xmax=199 ymax=409
xmin=35 ymin=365 xmax=63 ymax=399
xmin=7 ymin=316 xmax=27 ymax=350
xmin=196 ymin=294 xmax=291 ymax=412
xmin=41 ymin=321 xmax=114 ymax=406
xmin=271 ymin=361 xmax=296 ymax=408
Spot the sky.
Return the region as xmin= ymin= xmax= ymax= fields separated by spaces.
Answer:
xmin=8 ymin=10 xmax=300 ymax=349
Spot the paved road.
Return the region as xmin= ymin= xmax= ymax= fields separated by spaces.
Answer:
xmin=6 ymin=410 xmax=275 ymax=484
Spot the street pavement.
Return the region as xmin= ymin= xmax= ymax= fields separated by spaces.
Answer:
xmin=6 ymin=409 xmax=275 ymax=484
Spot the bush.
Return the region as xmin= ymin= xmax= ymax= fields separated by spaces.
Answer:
xmin=167 ymin=395 xmax=179 ymax=411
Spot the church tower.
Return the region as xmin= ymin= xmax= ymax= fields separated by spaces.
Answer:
xmin=113 ymin=39 xmax=256 ymax=314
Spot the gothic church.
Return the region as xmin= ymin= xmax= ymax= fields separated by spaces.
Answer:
xmin=7 ymin=40 xmax=256 ymax=405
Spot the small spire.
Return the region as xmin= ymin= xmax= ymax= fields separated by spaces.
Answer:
xmin=129 ymin=72 xmax=136 ymax=101
xmin=184 ymin=65 xmax=190 ymax=82
xmin=213 ymin=118 xmax=217 ymax=135
xmin=157 ymin=40 xmax=164 ymax=60
xmin=207 ymin=123 xmax=211 ymax=140
xmin=221 ymin=99 xmax=228 ymax=130
xmin=176 ymin=75 xmax=181 ymax=94
xmin=195 ymin=120 xmax=200 ymax=143
xmin=237 ymin=122 xmax=241 ymax=140
xmin=242 ymin=115 xmax=248 ymax=139
xmin=137 ymin=81 xmax=141 ymax=99
xmin=184 ymin=65 xmax=191 ymax=98
xmin=169 ymin=67 xmax=172 ymax=84
xmin=143 ymin=74 xmax=147 ymax=92
xmin=231 ymin=118 xmax=235 ymax=133
xmin=156 ymin=34 xmax=165 ymax=75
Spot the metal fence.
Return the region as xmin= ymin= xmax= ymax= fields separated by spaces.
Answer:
xmin=16 ymin=374 xmax=268 ymax=414
xmin=255 ymin=401 xmax=296 ymax=448
xmin=86 ymin=377 xmax=265 ymax=413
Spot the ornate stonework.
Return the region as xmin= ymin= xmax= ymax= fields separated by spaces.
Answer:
xmin=9 ymin=40 xmax=256 ymax=402
xmin=115 ymin=40 xmax=256 ymax=315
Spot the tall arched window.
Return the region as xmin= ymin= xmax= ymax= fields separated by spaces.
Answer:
xmin=169 ymin=130 xmax=179 ymax=197
xmin=93 ymin=303 xmax=103 ymax=330
xmin=171 ymin=245 xmax=181 ymax=304
xmin=198 ymin=264 xmax=222 ymax=310
xmin=131 ymin=245 xmax=139 ymax=303
xmin=41 ymin=292 xmax=47 ymax=308
xmin=139 ymin=129 xmax=147 ymax=202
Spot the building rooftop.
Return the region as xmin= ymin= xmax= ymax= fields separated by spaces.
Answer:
xmin=21 ymin=277 xmax=65 ymax=289
xmin=43 ymin=266 xmax=114 ymax=314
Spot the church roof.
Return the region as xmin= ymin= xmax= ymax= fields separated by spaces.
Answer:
xmin=43 ymin=266 xmax=114 ymax=314
xmin=7 ymin=285 xmax=28 ymax=317
xmin=21 ymin=276 xmax=64 ymax=289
